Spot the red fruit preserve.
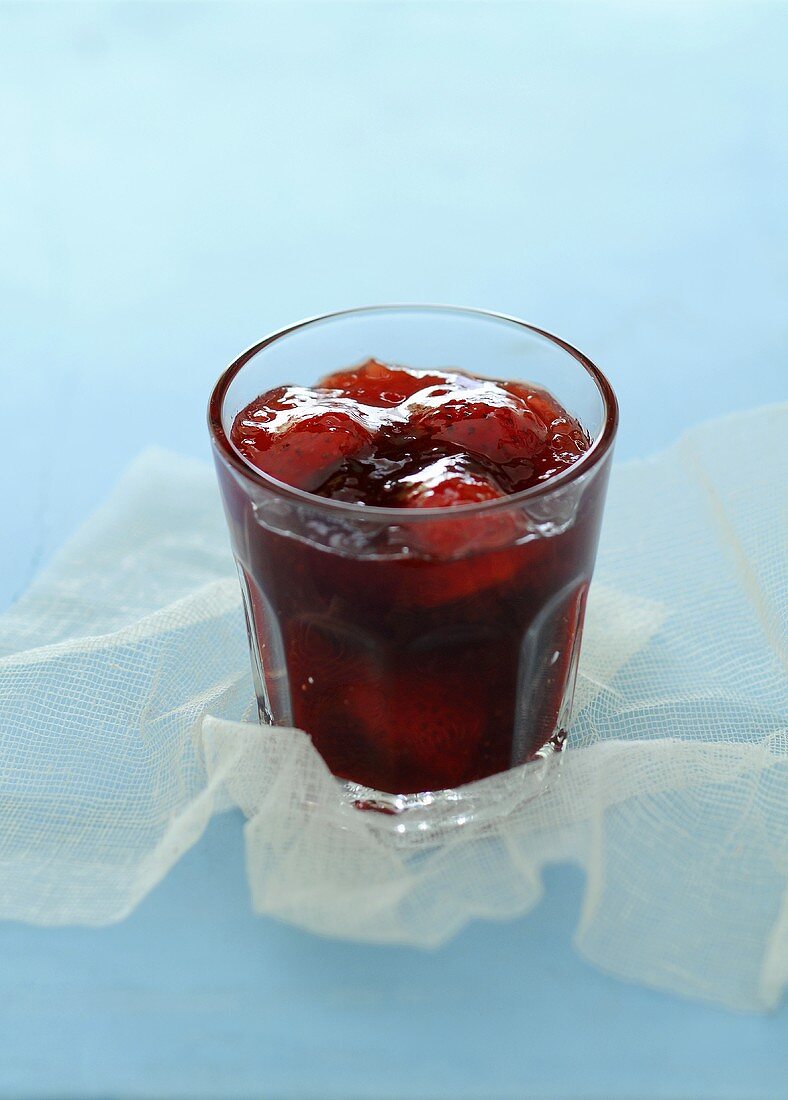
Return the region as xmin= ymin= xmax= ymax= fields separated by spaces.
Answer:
xmin=215 ymin=358 xmax=609 ymax=796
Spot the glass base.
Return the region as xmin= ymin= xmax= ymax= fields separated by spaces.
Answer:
xmin=340 ymin=731 xmax=565 ymax=842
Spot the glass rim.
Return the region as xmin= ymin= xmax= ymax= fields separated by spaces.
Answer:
xmin=207 ymin=304 xmax=619 ymax=521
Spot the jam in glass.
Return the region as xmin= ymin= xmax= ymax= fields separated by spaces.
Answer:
xmin=209 ymin=307 xmax=617 ymax=821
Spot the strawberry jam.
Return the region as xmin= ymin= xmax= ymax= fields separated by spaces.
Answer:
xmin=219 ymin=360 xmax=610 ymax=795
xmin=231 ymin=360 xmax=590 ymax=504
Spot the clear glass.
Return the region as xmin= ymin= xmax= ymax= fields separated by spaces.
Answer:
xmin=208 ymin=306 xmax=618 ymax=831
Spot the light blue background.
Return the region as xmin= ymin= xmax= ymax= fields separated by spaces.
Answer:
xmin=1 ymin=3 xmax=786 ymax=1097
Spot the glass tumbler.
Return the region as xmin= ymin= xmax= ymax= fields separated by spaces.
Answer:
xmin=208 ymin=306 xmax=617 ymax=828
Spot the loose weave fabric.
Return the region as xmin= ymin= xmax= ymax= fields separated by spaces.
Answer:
xmin=0 ymin=407 xmax=785 ymax=1012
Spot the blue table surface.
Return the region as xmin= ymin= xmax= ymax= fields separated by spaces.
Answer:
xmin=1 ymin=3 xmax=787 ymax=1097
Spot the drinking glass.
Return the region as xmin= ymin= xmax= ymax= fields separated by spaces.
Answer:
xmin=208 ymin=306 xmax=618 ymax=829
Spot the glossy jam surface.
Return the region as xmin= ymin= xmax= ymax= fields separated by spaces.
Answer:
xmin=230 ymin=359 xmax=590 ymax=506
xmin=219 ymin=360 xmax=606 ymax=796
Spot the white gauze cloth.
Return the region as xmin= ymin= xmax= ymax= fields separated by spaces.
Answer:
xmin=0 ymin=405 xmax=785 ymax=1013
